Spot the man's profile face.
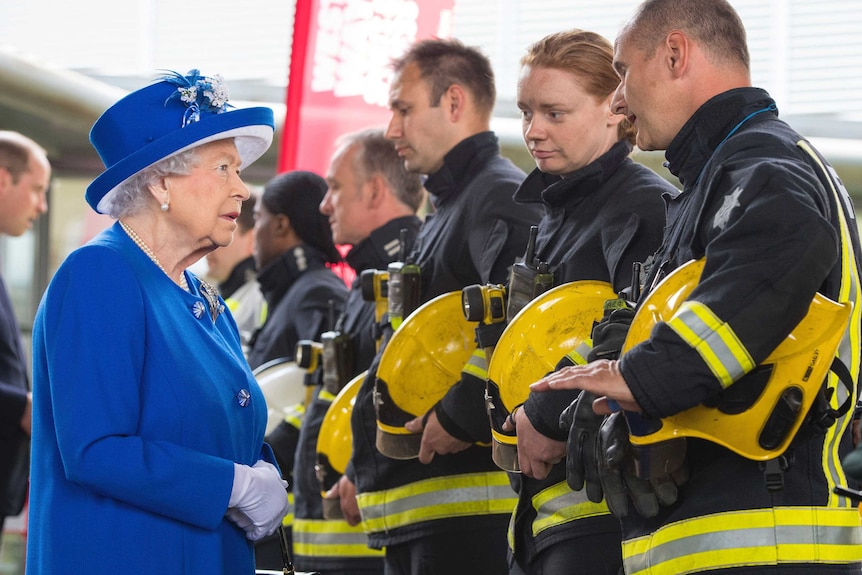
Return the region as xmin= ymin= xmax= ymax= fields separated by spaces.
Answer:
xmin=612 ymin=30 xmax=683 ymax=152
xmin=384 ymin=62 xmax=449 ymax=175
xmin=0 ymin=152 xmax=50 ymax=237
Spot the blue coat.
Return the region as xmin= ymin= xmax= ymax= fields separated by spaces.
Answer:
xmin=27 ymin=223 xmax=271 ymax=574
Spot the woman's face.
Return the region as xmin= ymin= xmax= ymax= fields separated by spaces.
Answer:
xmin=168 ymin=139 xmax=249 ymax=251
xmin=517 ymin=65 xmax=621 ymax=177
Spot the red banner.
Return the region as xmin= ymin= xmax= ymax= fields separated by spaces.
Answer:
xmin=279 ymin=0 xmax=455 ymax=175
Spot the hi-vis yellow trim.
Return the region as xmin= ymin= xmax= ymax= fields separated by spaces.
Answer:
xmin=283 ymin=402 xmax=306 ymax=430
xmin=530 ymin=480 xmax=611 ymax=536
xmin=225 ymin=298 xmax=240 ymax=313
xmin=564 ymin=340 xmax=592 ymax=366
xmin=623 ymin=506 xmax=862 ymax=575
xmin=356 ymin=471 xmax=517 ymax=533
xmin=318 ymin=389 xmax=337 ymax=403
xmin=292 ymin=518 xmax=384 ymax=559
xmin=281 ymin=492 xmax=295 ymax=526
xmin=797 ymin=139 xmax=862 ymax=507
xmin=462 ymin=349 xmax=488 ymax=380
xmin=667 ymin=300 xmax=755 ymax=388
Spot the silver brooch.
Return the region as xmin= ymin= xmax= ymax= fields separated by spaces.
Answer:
xmin=192 ymin=301 xmax=206 ymax=319
xmin=199 ymin=280 xmax=225 ymax=322
xmin=236 ymin=389 xmax=251 ymax=407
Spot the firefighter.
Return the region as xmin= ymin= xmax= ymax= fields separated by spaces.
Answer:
xmin=328 ymin=39 xmax=542 ymax=575
xmin=501 ymin=29 xmax=675 ymax=575
xmin=247 ymin=170 xmax=348 ymax=570
xmin=532 ymin=1 xmax=862 ymax=574
xmin=290 ymin=127 xmax=424 ymax=574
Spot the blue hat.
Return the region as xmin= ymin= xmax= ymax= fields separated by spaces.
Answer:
xmin=86 ymin=69 xmax=275 ymax=214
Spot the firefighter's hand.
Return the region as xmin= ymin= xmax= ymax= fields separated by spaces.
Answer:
xmin=501 ymin=406 xmax=564 ymax=480
xmin=530 ymin=360 xmax=640 ymax=413
xmin=405 ymin=410 xmax=471 ymax=464
xmin=325 ymin=474 xmax=362 ymax=526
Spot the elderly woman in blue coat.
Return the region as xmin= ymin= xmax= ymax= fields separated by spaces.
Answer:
xmin=26 ymin=70 xmax=289 ymax=574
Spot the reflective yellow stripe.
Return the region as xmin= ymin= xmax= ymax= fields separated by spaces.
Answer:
xmin=507 ymin=503 xmax=517 ymax=551
xmin=283 ymin=402 xmax=306 ymax=429
xmin=531 ymin=480 xmax=611 ymax=536
xmin=356 ymin=471 xmax=517 ymax=532
xmin=463 ymin=349 xmax=488 ymax=379
xmin=225 ymin=297 xmax=240 ymax=313
xmin=318 ymin=389 xmax=336 ymax=402
xmin=564 ymin=340 xmax=592 ymax=366
xmin=281 ymin=491 xmax=295 ymax=526
xmin=623 ymin=506 xmax=862 ymax=575
xmin=667 ymin=301 xmax=755 ymax=388
xmin=292 ymin=518 xmax=384 ymax=558
xmin=797 ymin=139 xmax=862 ymax=505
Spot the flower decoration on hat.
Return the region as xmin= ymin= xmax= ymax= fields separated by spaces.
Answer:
xmin=160 ymin=69 xmax=232 ymax=127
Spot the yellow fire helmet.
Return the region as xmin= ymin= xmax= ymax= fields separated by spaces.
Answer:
xmin=252 ymin=357 xmax=308 ymax=436
xmin=315 ymin=370 xmax=365 ymax=520
xmin=622 ymin=258 xmax=853 ymax=460
xmin=375 ymin=291 xmax=477 ymax=460
xmin=486 ymin=280 xmax=616 ymax=472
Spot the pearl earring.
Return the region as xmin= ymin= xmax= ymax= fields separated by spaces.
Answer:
xmin=160 ymin=200 xmax=170 ymax=212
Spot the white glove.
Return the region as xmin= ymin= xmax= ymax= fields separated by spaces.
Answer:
xmin=227 ymin=460 xmax=289 ymax=540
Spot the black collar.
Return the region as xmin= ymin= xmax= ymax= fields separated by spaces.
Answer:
xmin=423 ymin=131 xmax=500 ymax=206
xmin=665 ymin=87 xmax=777 ymax=189
xmin=345 ymin=215 xmax=423 ymax=276
xmin=256 ymin=243 xmax=331 ymax=304
xmin=514 ymin=140 xmax=633 ymax=208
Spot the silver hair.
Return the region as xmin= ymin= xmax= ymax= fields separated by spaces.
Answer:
xmin=106 ymin=148 xmax=201 ymax=218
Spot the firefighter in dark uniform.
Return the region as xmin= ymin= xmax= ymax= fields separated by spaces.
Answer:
xmin=290 ymin=128 xmax=424 ymax=574
xmin=504 ymin=30 xmax=675 ymax=575
xmin=247 ymin=170 xmax=348 ymax=570
xmin=534 ymin=1 xmax=862 ymax=574
xmin=328 ymin=39 xmax=542 ymax=575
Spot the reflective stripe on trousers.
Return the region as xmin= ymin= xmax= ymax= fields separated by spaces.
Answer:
xmin=292 ymin=518 xmax=385 ymax=558
xmin=530 ymin=480 xmax=611 ymax=536
xmin=623 ymin=506 xmax=862 ymax=575
xmin=356 ymin=471 xmax=517 ymax=533
xmin=507 ymin=479 xmax=612 ymax=551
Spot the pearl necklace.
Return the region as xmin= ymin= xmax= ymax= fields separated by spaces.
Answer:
xmin=119 ymin=221 xmax=189 ymax=292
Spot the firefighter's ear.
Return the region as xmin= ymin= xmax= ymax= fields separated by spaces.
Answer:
xmin=442 ymin=83 xmax=467 ymax=122
xmin=663 ymin=31 xmax=689 ymax=78
xmin=366 ymin=174 xmax=387 ymax=208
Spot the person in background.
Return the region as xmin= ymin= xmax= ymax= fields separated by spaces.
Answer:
xmin=246 ymin=169 xmax=348 ymax=570
xmin=205 ymin=189 xmax=264 ymax=354
xmin=0 ymin=131 xmax=50 ymax=546
xmin=26 ymin=69 xmax=289 ymax=574
xmin=290 ymin=127 xmax=424 ymax=574
xmin=504 ymin=29 xmax=673 ymax=575
xmin=331 ymin=38 xmax=542 ymax=575
xmin=532 ymin=1 xmax=862 ymax=573
xmin=246 ymin=170 xmax=347 ymax=371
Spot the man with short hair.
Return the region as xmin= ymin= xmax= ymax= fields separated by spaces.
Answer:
xmin=0 ymin=131 xmax=50 ymax=543
xmin=332 ymin=39 xmax=543 ymax=575
xmin=533 ymin=1 xmax=862 ymax=573
xmin=290 ymin=127 xmax=424 ymax=575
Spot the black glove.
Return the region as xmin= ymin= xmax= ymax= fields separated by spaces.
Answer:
xmin=588 ymin=306 xmax=636 ymax=362
xmin=597 ymin=412 xmax=688 ymax=518
xmin=560 ymin=390 xmax=604 ymax=502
